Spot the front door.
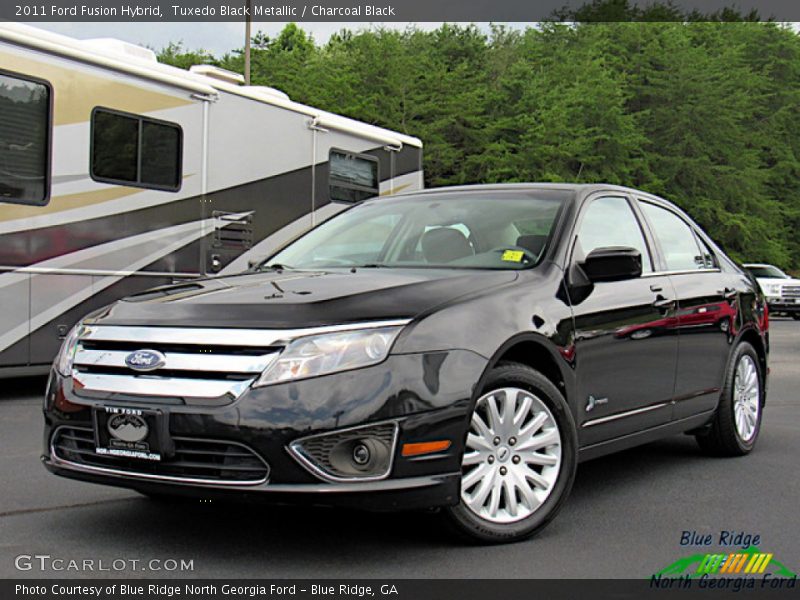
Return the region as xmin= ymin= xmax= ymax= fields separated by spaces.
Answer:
xmin=568 ymin=195 xmax=679 ymax=446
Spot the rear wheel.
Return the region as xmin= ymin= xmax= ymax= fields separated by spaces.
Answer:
xmin=445 ymin=362 xmax=577 ymax=543
xmin=696 ymin=342 xmax=763 ymax=456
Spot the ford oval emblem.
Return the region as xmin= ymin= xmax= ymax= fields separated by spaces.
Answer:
xmin=124 ymin=349 xmax=166 ymax=372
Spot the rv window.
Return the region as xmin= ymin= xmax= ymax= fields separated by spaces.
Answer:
xmin=141 ymin=120 xmax=181 ymax=187
xmin=0 ymin=72 xmax=50 ymax=206
xmin=329 ymin=150 xmax=379 ymax=203
xmin=91 ymin=108 xmax=181 ymax=191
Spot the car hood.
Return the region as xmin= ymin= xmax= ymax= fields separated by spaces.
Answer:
xmin=756 ymin=277 xmax=800 ymax=289
xmin=89 ymin=268 xmax=519 ymax=328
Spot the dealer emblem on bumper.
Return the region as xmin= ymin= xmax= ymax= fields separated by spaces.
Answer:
xmin=107 ymin=413 xmax=149 ymax=443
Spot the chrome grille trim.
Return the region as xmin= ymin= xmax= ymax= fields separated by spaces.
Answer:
xmin=73 ymin=348 xmax=278 ymax=373
xmin=781 ymin=285 xmax=800 ymax=299
xmin=71 ymin=372 xmax=254 ymax=399
xmin=70 ymin=321 xmax=410 ymax=400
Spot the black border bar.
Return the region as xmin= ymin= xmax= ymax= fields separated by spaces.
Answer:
xmin=5 ymin=578 xmax=800 ymax=600
xmin=3 ymin=1 xmax=799 ymax=22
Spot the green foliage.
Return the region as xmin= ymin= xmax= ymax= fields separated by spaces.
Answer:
xmin=553 ymin=0 xmax=761 ymax=22
xmin=156 ymin=42 xmax=216 ymax=70
xmin=158 ymin=22 xmax=800 ymax=269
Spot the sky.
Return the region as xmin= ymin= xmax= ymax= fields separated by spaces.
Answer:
xmin=24 ymin=22 xmax=472 ymax=55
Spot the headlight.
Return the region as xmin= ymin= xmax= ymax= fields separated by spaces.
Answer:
xmin=764 ymin=284 xmax=781 ymax=296
xmin=54 ymin=323 xmax=83 ymax=377
xmin=253 ymin=326 xmax=404 ymax=387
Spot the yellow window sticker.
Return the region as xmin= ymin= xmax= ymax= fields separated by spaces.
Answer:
xmin=502 ymin=250 xmax=524 ymax=262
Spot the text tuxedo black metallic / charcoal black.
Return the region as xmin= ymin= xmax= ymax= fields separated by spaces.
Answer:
xmin=42 ymin=184 xmax=769 ymax=542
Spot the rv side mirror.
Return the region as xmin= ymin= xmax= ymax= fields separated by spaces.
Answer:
xmin=581 ymin=247 xmax=642 ymax=283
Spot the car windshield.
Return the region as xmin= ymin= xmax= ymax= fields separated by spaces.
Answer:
xmin=746 ymin=265 xmax=789 ymax=279
xmin=265 ymin=190 xmax=569 ymax=270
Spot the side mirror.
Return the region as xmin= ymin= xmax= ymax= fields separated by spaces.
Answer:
xmin=247 ymin=258 xmax=263 ymax=270
xmin=581 ymin=247 xmax=642 ymax=283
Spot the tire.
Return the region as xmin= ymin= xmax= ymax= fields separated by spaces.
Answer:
xmin=696 ymin=342 xmax=763 ymax=456
xmin=791 ymin=314 xmax=800 ymax=321
xmin=445 ymin=362 xmax=578 ymax=544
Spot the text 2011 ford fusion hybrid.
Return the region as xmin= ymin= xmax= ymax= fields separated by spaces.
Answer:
xmin=43 ymin=184 xmax=768 ymax=543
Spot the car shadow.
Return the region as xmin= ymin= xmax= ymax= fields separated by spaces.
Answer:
xmin=48 ymin=434 xmax=711 ymax=564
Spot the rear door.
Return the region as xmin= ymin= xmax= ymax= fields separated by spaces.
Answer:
xmin=568 ymin=195 xmax=678 ymax=446
xmin=637 ymin=200 xmax=735 ymax=420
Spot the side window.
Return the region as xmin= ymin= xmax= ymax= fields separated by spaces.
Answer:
xmin=576 ymin=196 xmax=652 ymax=272
xmin=329 ymin=150 xmax=379 ymax=203
xmin=639 ymin=202 xmax=705 ymax=271
xmin=0 ymin=71 xmax=50 ymax=206
xmin=91 ymin=108 xmax=182 ymax=191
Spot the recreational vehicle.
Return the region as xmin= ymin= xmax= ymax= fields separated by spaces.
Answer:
xmin=0 ymin=24 xmax=423 ymax=377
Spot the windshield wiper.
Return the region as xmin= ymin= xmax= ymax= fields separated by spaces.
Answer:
xmin=259 ymin=263 xmax=292 ymax=272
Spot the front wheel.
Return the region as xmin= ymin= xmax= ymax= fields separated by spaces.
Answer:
xmin=445 ymin=362 xmax=577 ymax=543
xmin=696 ymin=342 xmax=763 ymax=456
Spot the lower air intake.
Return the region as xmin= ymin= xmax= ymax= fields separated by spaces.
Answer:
xmin=52 ymin=426 xmax=269 ymax=485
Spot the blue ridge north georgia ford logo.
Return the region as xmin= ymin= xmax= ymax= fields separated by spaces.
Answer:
xmin=124 ymin=349 xmax=166 ymax=372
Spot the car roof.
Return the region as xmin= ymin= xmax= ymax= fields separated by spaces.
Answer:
xmin=391 ymin=182 xmax=679 ymax=203
xmin=394 ymin=182 xmax=625 ymax=196
xmin=742 ymin=263 xmax=775 ymax=268
xmin=391 ymin=182 xmax=688 ymax=214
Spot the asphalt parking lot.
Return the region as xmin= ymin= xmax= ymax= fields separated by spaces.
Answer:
xmin=1 ymin=319 xmax=798 ymax=579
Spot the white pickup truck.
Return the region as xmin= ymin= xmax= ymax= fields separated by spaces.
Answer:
xmin=743 ymin=263 xmax=800 ymax=320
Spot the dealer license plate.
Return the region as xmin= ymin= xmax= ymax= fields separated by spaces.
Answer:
xmin=94 ymin=406 xmax=162 ymax=461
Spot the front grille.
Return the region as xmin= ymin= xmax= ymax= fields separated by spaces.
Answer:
xmin=71 ymin=326 xmax=282 ymax=403
xmin=68 ymin=322 xmax=409 ymax=403
xmin=52 ymin=426 xmax=270 ymax=484
xmin=782 ymin=285 xmax=800 ymax=299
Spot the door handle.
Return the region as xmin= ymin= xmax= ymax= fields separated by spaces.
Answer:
xmin=649 ymin=284 xmax=663 ymax=293
xmin=653 ymin=296 xmax=676 ymax=310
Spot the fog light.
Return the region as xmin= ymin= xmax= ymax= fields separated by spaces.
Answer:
xmin=330 ymin=437 xmax=390 ymax=474
xmin=288 ymin=422 xmax=398 ymax=482
xmin=352 ymin=443 xmax=371 ymax=465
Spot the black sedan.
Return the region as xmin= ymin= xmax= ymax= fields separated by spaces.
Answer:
xmin=43 ymin=184 xmax=768 ymax=543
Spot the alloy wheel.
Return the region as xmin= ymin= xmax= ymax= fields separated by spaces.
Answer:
xmin=460 ymin=387 xmax=562 ymax=524
xmin=733 ymin=354 xmax=760 ymax=442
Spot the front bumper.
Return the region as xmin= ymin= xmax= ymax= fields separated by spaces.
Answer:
xmin=42 ymin=350 xmax=485 ymax=510
xmin=42 ymin=457 xmax=461 ymax=511
xmin=766 ymin=299 xmax=800 ymax=314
